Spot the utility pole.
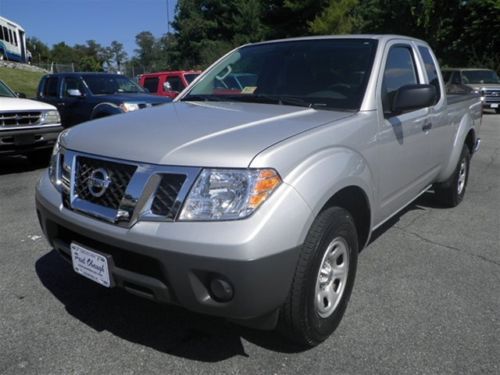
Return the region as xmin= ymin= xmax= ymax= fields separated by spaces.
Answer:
xmin=166 ymin=0 xmax=171 ymax=34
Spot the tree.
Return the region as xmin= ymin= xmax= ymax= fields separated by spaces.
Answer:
xmin=309 ymin=0 xmax=360 ymax=35
xmin=26 ymin=37 xmax=51 ymax=63
xmin=50 ymin=42 xmax=76 ymax=64
xmin=135 ymin=31 xmax=158 ymax=70
xmin=108 ymin=41 xmax=128 ymax=72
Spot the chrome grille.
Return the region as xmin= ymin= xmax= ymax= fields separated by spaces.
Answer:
xmin=58 ymin=150 xmax=199 ymax=226
xmin=0 ymin=111 xmax=41 ymax=127
xmin=74 ymin=156 xmax=136 ymax=209
xmin=151 ymin=174 xmax=186 ymax=218
xmin=484 ymin=89 xmax=500 ymax=102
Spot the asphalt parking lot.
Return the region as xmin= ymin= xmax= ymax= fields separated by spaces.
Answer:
xmin=0 ymin=113 xmax=499 ymax=375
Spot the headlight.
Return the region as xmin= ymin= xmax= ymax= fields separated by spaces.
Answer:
xmin=40 ymin=110 xmax=61 ymax=125
xmin=48 ymin=131 xmax=67 ymax=189
xmin=120 ymin=102 xmax=140 ymax=112
xmin=179 ymin=168 xmax=282 ymax=221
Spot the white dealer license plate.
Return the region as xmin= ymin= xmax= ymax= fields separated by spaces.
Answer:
xmin=71 ymin=242 xmax=111 ymax=287
xmin=491 ymin=103 xmax=499 ymax=108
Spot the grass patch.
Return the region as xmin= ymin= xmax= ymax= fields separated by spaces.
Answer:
xmin=0 ymin=66 xmax=45 ymax=98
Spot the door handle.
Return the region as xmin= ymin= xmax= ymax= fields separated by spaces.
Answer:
xmin=422 ymin=122 xmax=432 ymax=132
xmin=57 ymin=102 xmax=66 ymax=107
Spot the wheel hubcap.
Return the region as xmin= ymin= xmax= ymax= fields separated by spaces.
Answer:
xmin=315 ymin=237 xmax=349 ymax=318
xmin=457 ymin=159 xmax=467 ymax=195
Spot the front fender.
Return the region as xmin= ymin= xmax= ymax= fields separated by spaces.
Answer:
xmin=284 ymin=147 xmax=375 ymax=221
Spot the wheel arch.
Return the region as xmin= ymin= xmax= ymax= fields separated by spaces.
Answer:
xmin=90 ymin=102 xmax=122 ymax=119
xmin=320 ymin=185 xmax=371 ymax=250
xmin=436 ymin=112 xmax=475 ymax=182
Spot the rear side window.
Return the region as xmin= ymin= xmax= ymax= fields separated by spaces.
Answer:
xmin=382 ymin=46 xmax=418 ymax=113
xmin=143 ymin=77 xmax=159 ymax=93
xmin=418 ymin=46 xmax=440 ymax=101
xmin=43 ymin=77 xmax=59 ymax=97
xmin=166 ymin=76 xmax=183 ymax=92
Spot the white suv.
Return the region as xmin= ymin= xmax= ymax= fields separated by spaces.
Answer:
xmin=0 ymin=79 xmax=62 ymax=162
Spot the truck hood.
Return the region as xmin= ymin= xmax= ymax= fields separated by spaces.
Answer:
xmin=62 ymin=101 xmax=353 ymax=167
xmin=467 ymin=83 xmax=500 ymax=91
xmin=0 ymin=97 xmax=57 ymax=111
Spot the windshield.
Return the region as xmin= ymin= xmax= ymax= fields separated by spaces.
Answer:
xmin=182 ymin=39 xmax=378 ymax=111
xmin=462 ymin=70 xmax=500 ymax=84
xmin=0 ymin=80 xmax=16 ymax=98
xmin=185 ymin=73 xmax=200 ymax=84
xmin=83 ymin=75 xmax=146 ymax=95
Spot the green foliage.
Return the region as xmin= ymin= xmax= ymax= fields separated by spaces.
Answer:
xmin=309 ymin=0 xmax=360 ymax=35
xmin=24 ymin=0 xmax=499 ymax=74
xmin=0 ymin=66 xmax=44 ymax=98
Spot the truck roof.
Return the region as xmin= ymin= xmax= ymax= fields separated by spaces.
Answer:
xmin=442 ymin=68 xmax=494 ymax=72
xmin=141 ymin=71 xmax=201 ymax=77
xmin=247 ymin=34 xmax=429 ymax=47
xmin=43 ymin=72 xmax=125 ymax=77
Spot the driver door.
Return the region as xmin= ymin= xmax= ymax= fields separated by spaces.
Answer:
xmin=375 ymin=42 xmax=434 ymax=222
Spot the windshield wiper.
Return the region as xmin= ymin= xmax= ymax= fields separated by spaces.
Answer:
xmin=181 ymin=94 xmax=224 ymax=102
xmin=227 ymin=94 xmax=327 ymax=109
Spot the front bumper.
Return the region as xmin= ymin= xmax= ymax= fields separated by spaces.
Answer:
xmin=0 ymin=125 xmax=62 ymax=155
xmin=35 ymin=172 xmax=312 ymax=328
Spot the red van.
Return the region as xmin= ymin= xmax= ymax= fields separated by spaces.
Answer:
xmin=139 ymin=70 xmax=201 ymax=99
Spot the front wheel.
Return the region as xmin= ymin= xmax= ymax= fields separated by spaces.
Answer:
xmin=279 ymin=207 xmax=358 ymax=347
xmin=434 ymin=144 xmax=470 ymax=207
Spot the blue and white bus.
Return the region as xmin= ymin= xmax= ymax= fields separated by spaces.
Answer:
xmin=0 ymin=16 xmax=28 ymax=63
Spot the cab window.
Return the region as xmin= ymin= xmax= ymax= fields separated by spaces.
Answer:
xmin=382 ymin=45 xmax=418 ymax=113
xmin=143 ymin=77 xmax=159 ymax=93
xmin=43 ymin=77 xmax=59 ymax=97
xmin=418 ymin=46 xmax=440 ymax=102
xmin=62 ymin=77 xmax=85 ymax=97
xmin=166 ymin=76 xmax=183 ymax=92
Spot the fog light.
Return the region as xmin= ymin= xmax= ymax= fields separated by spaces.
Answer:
xmin=209 ymin=277 xmax=234 ymax=302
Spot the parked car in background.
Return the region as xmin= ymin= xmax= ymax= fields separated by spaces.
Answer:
xmin=36 ymin=73 xmax=171 ymax=127
xmin=442 ymin=68 xmax=500 ymax=113
xmin=139 ymin=70 xmax=201 ymax=99
xmin=0 ymin=79 xmax=61 ymax=161
xmin=36 ymin=35 xmax=482 ymax=347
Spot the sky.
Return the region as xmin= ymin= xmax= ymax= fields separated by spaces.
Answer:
xmin=0 ymin=0 xmax=177 ymax=57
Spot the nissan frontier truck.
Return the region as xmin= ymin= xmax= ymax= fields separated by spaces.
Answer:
xmin=36 ymin=35 xmax=482 ymax=347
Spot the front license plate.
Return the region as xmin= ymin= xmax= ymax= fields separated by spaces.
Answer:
xmin=71 ymin=242 xmax=111 ymax=287
xmin=491 ymin=103 xmax=499 ymax=108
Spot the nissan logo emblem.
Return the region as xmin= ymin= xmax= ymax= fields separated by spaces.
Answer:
xmin=87 ymin=168 xmax=111 ymax=198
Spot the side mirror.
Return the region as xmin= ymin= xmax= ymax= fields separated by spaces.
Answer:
xmin=67 ymin=89 xmax=83 ymax=97
xmin=163 ymin=82 xmax=172 ymax=92
xmin=392 ymin=84 xmax=437 ymax=114
xmin=16 ymin=92 xmax=27 ymax=98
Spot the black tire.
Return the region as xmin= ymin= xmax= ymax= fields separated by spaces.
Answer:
xmin=434 ymin=144 xmax=470 ymax=207
xmin=26 ymin=149 xmax=52 ymax=167
xmin=279 ymin=206 xmax=358 ymax=347
xmin=495 ymin=108 xmax=500 ymax=114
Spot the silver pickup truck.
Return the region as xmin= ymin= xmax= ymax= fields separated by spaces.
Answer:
xmin=36 ymin=35 xmax=482 ymax=347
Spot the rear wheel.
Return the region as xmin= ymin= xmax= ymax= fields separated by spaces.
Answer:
xmin=279 ymin=206 xmax=358 ymax=347
xmin=434 ymin=144 xmax=470 ymax=207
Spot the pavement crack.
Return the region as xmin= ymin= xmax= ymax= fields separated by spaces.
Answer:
xmin=395 ymin=227 xmax=500 ymax=268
